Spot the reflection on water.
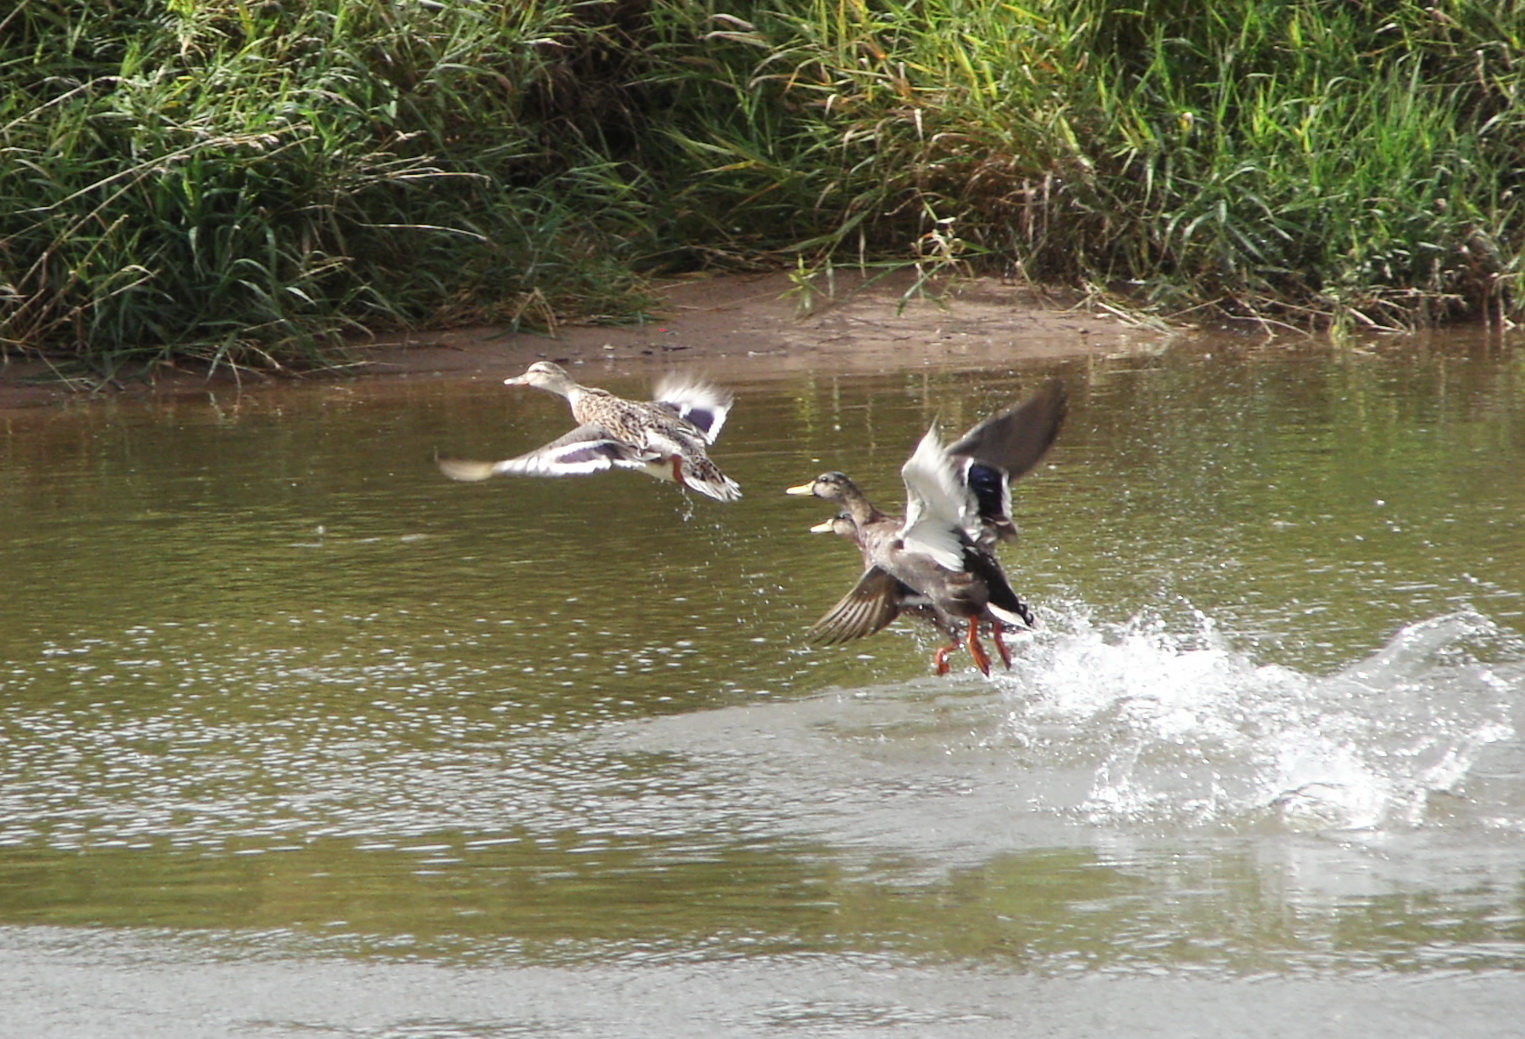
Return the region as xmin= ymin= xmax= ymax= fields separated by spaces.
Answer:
xmin=1 ymin=335 xmax=1523 ymax=1001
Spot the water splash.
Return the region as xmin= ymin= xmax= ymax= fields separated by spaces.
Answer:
xmin=1003 ymin=605 xmax=1523 ymax=832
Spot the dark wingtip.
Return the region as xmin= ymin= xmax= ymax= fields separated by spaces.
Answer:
xmin=947 ymin=378 xmax=1069 ymax=480
xmin=1012 ymin=596 xmax=1036 ymax=629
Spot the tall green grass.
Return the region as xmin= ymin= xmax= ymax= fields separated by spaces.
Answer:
xmin=3 ymin=0 xmax=1523 ymax=367
xmin=662 ymin=0 xmax=1525 ymax=331
xmin=0 ymin=0 xmax=664 ymax=370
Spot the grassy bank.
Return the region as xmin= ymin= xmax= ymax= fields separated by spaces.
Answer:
xmin=3 ymin=0 xmax=1523 ymax=368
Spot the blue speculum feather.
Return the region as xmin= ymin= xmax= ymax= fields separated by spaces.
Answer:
xmin=966 ymin=463 xmax=1005 ymax=518
xmin=684 ymin=408 xmax=717 ymax=435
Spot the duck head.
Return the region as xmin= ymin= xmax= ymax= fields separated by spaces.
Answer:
xmin=785 ymin=471 xmax=860 ymax=504
xmin=809 ymin=510 xmax=858 ymax=538
xmin=504 ymin=361 xmax=578 ymax=395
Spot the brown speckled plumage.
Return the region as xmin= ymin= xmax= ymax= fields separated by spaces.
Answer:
xmin=438 ymin=361 xmax=741 ymax=502
xmin=787 ymin=380 xmax=1065 ymax=675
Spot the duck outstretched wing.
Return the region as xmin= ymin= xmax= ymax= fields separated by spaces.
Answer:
xmin=946 ymin=379 xmax=1067 ymax=541
xmin=651 ymin=374 xmax=735 ymax=443
xmin=898 ymin=426 xmax=975 ymax=571
xmin=807 ymin=567 xmax=910 ymax=644
xmin=436 ymin=425 xmax=657 ymax=482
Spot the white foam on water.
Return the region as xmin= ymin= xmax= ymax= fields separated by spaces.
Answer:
xmin=1000 ymin=604 xmax=1524 ymax=833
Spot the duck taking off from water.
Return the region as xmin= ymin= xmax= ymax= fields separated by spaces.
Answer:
xmin=786 ymin=379 xmax=1065 ymax=674
xmin=437 ymin=361 xmax=741 ymax=502
xmin=806 ymin=508 xmax=1033 ymax=673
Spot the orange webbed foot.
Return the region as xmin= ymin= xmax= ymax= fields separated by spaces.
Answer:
xmin=934 ymin=644 xmax=955 ymax=676
xmin=993 ymin=625 xmax=1013 ymax=669
xmin=966 ymin=621 xmax=992 ymax=676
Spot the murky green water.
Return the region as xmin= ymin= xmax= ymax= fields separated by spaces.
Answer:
xmin=2 ymin=334 xmax=1523 ymax=1035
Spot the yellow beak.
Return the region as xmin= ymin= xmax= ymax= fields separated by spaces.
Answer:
xmin=785 ymin=482 xmax=816 ymax=496
xmin=808 ymin=519 xmax=835 ymax=533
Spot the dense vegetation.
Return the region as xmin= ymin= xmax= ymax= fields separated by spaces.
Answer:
xmin=3 ymin=0 xmax=1523 ymax=368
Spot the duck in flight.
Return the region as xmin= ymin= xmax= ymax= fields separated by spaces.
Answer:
xmin=787 ymin=379 xmax=1066 ymax=674
xmin=437 ymin=361 xmax=741 ymax=502
xmin=805 ymin=507 xmax=1035 ymax=673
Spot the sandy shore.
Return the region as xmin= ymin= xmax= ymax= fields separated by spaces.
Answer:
xmin=0 ymin=273 xmax=1165 ymax=407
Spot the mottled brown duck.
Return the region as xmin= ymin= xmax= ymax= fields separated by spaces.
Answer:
xmin=806 ymin=508 xmax=1032 ymax=673
xmin=437 ymin=361 xmax=741 ymax=502
xmin=787 ymin=379 xmax=1065 ymax=674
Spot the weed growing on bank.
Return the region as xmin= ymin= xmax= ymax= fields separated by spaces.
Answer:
xmin=2 ymin=1 xmax=1521 ymax=366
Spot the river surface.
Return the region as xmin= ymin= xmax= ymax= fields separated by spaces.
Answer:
xmin=1 ymin=331 xmax=1523 ymax=1036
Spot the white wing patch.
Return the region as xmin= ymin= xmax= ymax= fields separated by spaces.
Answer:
xmin=652 ymin=373 xmax=734 ymax=443
xmin=437 ymin=426 xmax=658 ymax=482
xmin=898 ymin=426 xmax=974 ymax=572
